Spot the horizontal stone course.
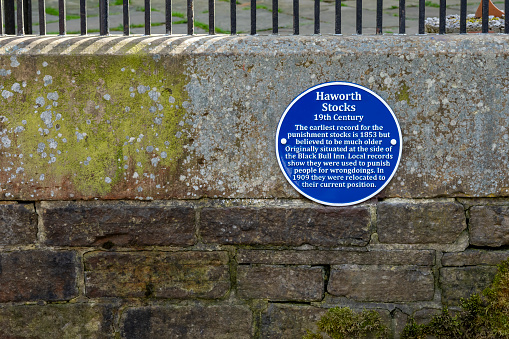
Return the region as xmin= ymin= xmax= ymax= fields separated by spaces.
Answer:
xmin=0 ymin=304 xmax=114 ymax=338
xmin=40 ymin=201 xmax=196 ymax=247
xmin=237 ymin=265 xmax=324 ymax=301
xmin=328 ymin=264 xmax=434 ymax=302
xmin=469 ymin=205 xmax=509 ymax=247
xmin=440 ymin=266 xmax=498 ymax=305
xmin=200 ymin=205 xmax=371 ymax=246
xmin=120 ymin=305 xmax=253 ymax=338
xmin=0 ymin=202 xmax=38 ymax=245
xmin=237 ymin=249 xmax=435 ymax=266
xmin=442 ymin=250 xmax=509 ymax=266
xmin=0 ymin=250 xmax=78 ymax=302
xmin=377 ymin=201 xmax=466 ymax=244
xmin=84 ymin=251 xmax=230 ymax=299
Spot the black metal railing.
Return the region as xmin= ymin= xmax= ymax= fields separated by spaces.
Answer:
xmin=2 ymin=0 xmax=509 ymax=36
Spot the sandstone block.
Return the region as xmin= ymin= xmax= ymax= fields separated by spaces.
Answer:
xmin=377 ymin=201 xmax=466 ymax=244
xmin=0 ymin=202 xmax=37 ymax=245
xmin=200 ymin=205 xmax=370 ymax=246
xmin=237 ymin=249 xmax=434 ymax=266
xmin=442 ymin=250 xmax=509 ymax=266
xmin=440 ymin=266 xmax=498 ymax=305
xmin=0 ymin=250 xmax=78 ymax=302
xmin=260 ymin=304 xmax=327 ymax=339
xmin=120 ymin=305 xmax=252 ymax=338
xmin=0 ymin=304 xmax=113 ymax=338
xmin=237 ymin=265 xmax=323 ymax=301
xmin=85 ymin=251 xmax=230 ymax=299
xmin=41 ymin=201 xmax=196 ymax=247
xmin=470 ymin=205 xmax=509 ymax=247
xmin=328 ymin=264 xmax=434 ymax=302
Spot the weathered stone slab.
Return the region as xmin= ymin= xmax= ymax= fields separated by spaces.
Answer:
xmin=328 ymin=264 xmax=434 ymax=302
xmin=0 ymin=250 xmax=78 ymax=302
xmin=237 ymin=249 xmax=435 ymax=266
xmin=377 ymin=200 xmax=466 ymax=244
xmin=41 ymin=201 xmax=196 ymax=247
xmin=0 ymin=202 xmax=37 ymax=245
xmin=470 ymin=205 xmax=509 ymax=247
xmin=120 ymin=305 xmax=252 ymax=338
xmin=440 ymin=266 xmax=498 ymax=305
xmin=85 ymin=251 xmax=230 ymax=299
xmin=442 ymin=250 xmax=509 ymax=266
xmin=237 ymin=265 xmax=324 ymax=301
xmin=200 ymin=205 xmax=371 ymax=246
xmin=260 ymin=304 xmax=327 ymax=339
xmin=2 ymin=36 xmax=509 ymax=200
xmin=0 ymin=304 xmax=114 ymax=338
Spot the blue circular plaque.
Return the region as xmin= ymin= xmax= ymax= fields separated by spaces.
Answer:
xmin=276 ymin=82 xmax=402 ymax=206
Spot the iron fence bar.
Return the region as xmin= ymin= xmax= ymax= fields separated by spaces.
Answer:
xmin=314 ymin=0 xmax=319 ymax=34
xmin=59 ymin=0 xmax=65 ymax=35
xmin=165 ymin=0 xmax=171 ymax=34
xmin=482 ymin=0 xmax=488 ymax=33
xmin=187 ymin=0 xmax=193 ymax=34
xmin=209 ymin=0 xmax=214 ymax=34
xmin=5 ymin=0 xmax=15 ymax=35
xmin=356 ymin=0 xmax=361 ymax=34
xmin=145 ymin=0 xmax=150 ymax=35
xmin=335 ymin=0 xmax=341 ymax=34
xmin=17 ymin=0 xmax=23 ymax=35
xmin=460 ymin=0 xmax=466 ymax=33
xmin=80 ymin=0 xmax=86 ymax=35
xmin=272 ymin=0 xmax=278 ymax=34
xmin=23 ymin=0 xmax=31 ymax=34
xmin=293 ymin=0 xmax=298 ymax=34
xmin=376 ymin=0 xmax=382 ymax=34
xmin=124 ymin=0 xmax=129 ymax=35
xmin=230 ymin=0 xmax=236 ymax=34
xmin=418 ymin=0 xmax=424 ymax=34
xmin=439 ymin=0 xmax=445 ymax=34
xmin=504 ymin=0 xmax=509 ymax=34
xmin=251 ymin=0 xmax=256 ymax=34
xmin=38 ymin=0 xmax=45 ymax=34
xmin=399 ymin=0 xmax=405 ymax=34
xmin=100 ymin=0 xmax=109 ymax=35
xmin=0 ymin=0 xmax=3 ymax=35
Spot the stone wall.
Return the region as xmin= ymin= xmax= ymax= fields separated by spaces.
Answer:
xmin=0 ymin=35 xmax=509 ymax=338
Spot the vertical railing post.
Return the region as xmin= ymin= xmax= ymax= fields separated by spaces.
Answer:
xmin=80 ymin=0 xmax=87 ymax=35
xmin=145 ymin=0 xmax=150 ymax=35
xmin=482 ymin=0 xmax=488 ymax=33
xmin=418 ymin=0 xmax=425 ymax=34
xmin=376 ymin=0 xmax=382 ymax=34
xmin=356 ymin=0 xmax=361 ymax=34
xmin=165 ymin=0 xmax=171 ymax=34
xmin=439 ymin=0 xmax=445 ymax=34
xmin=399 ymin=0 xmax=405 ymax=34
xmin=17 ymin=0 xmax=24 ymax=35
xmin=230 ymin=0 xmax=236 ymax=34
xmin=314 ymin=0 xmax=319 ymax=34
xmin=39 ymin=0 xmax=46 ymax=35
xmin=208 ymin=0 xmax=214 ymax=34
xmin=58 ymin=0 xmax=65 ymax=35
xmin=335 ymin=0 xmax=341 ymax=34
xmin=23 ymin=0 xmax=32 ymax=34
xmin=460 ymin=0 xmax=466 ymax=33
xmin=187 ymin=0 xmax=193 ymax=35
xmin=272 ymin=0 xmax=278 ymax=34
xmin=5 ymin=0 xmax=15 ymax=35
xmin=250 ymin=0 xmax=256 ymax=35
xmin=293 ymin=0 xmax=298 ymax=35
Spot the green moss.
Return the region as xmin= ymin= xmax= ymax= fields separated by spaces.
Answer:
xmin=303 ymin=307 xmax=388 ymax=339
xmin=1 ymin=54 xmax=189 ymax=197
xmin=398 ymin=82 xmax=410 ymax=104
xmin=402 ymin=258 xmax=509 ymax=339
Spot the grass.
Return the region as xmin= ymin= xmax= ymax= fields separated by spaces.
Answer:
xmin=135 ymin=6 xmax=160 ymax=12
xmin=45 ymin=6 xmax=81 ymax=20
xmin=65 ymin=28 xmax=101 ymax=34
xmin=425 ymin=1 xmax=440 ymax=7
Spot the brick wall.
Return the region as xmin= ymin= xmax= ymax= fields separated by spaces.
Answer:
xmin=0 ymin=199 xmax=507 ymax=338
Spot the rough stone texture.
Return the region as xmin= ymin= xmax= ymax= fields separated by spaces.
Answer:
xmin=0 ymin=250 xmax=77 ymax=302
xmin=201 ymin=205 xmax=371 ymax=246
xmin=377 ymin=201 xmax=466 ymax=244
xmin=237 ymin=265 xmax=324 ymax=301
xmin=3 ymin=36 xmax=509 ymax=200
xmin=442 ymin=250 xmax=509 ymax=266
xmin=120 ymin=305 xmax=252 ymax=338
xmin=0 ymin=304 xmax=114 ymax=338
xmin=440 ymin=266 xmax=499 ymax=305
xmin=260 ymin=304 xmax=328 ymax=339
xmin=237 ymin=249 xmax=435 ymax=266
xmin=470 ymin=205 xmax=509 ymax=247
xmin=85 ymin=251 xmax=230 ymax=299
xmin=328 ymin=264 xmax=434 ymax=302
xmin=41 ymin=201 xmax=196 ymax=247
xmin=0 ymin=202 xmax=37 ymax=245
